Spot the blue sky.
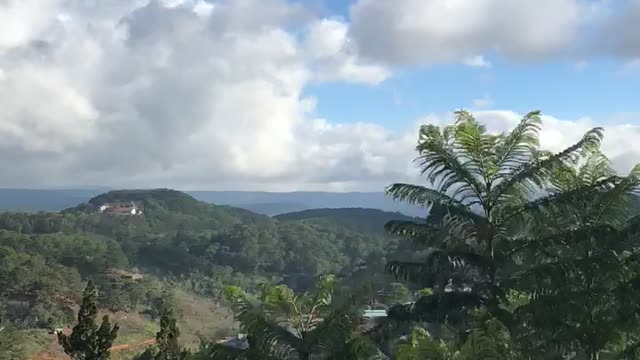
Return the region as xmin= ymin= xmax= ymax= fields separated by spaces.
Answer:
xmin=302 ymin=0 xmax=640 ymax=129
xmin=307 ymin=58 xmax=640 ymax=129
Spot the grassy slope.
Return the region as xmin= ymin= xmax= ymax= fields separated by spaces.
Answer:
xmin=29 ymin=289 xmax=235 ymax=360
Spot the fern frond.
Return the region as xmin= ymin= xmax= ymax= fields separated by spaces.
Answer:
xmin=492 ymin=111 xmax=542 ymax=181
xmin=490 ymin=127 xmax=604 ymax=206
xmin=385 ymin=261 xmax=432 ymax=286
xmin=384 ymin=220 xmax=437 ymax=238
xmin=387 ymin=292 xmax=485 ymax=323
xmin=618 ymin=341 xmax=640 ymax=360
xmin=497 ymin=174 xmax=624 ymax=226
xmin=209 ymin=343 xmax=250 ymax=360
xmin=459 ymin=327 xmax=501 ymax=360
xmin=593 ymin=165 xmax=640 ymax=225
xmin=453 ymin=110 xmax=499 ymax=190
xmin=415 ymin=124 xmax=487 ymax=202
xmin=393 ymin=327 xmax=448 ymax=360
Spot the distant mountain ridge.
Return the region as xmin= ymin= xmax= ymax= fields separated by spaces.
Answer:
xmin=274 ymin=208 xmax=420 ymax=235
xmin=0 ymin=189 xmax=425 ymax=216
xmin=0 ymin=188 xmax=105 ymax=212
xmin=186 ymin=191 xmax=425 ymax=217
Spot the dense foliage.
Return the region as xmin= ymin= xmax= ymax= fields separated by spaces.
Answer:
xmin=384 ymin=110 xmax=640 ymax=358
xmin=58 ymin=281 xmax=119 ymax=360
xmin=274 ymin=208 xmax=417 ymax=235
xmin=5 ymin=110 xmax=640 ymax=359
xmin=203 ymin=275 xmax=384 ymax=360
xmin=134 ymin=308 xmax=190 ymax=360
xmin=0 ymin=188 xmax=408 ymax=358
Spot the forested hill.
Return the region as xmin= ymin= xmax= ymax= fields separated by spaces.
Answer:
xmin=69 ymin=188 xmax=271 ymax=225
xmin=0 ymin=189 xmax=424 ymax=216
xmin=274 ymin=208 xmax=422 ymax=235
xmin=0 ymin=188 xmax=404 ymax=348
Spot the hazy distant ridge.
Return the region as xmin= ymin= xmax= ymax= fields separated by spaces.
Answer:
xmin=0 ymin=189 xmax=424 ymax=217
xmin=187 ymin=191 xmax=425 ymax=216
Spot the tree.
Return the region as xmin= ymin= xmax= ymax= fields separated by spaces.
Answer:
xmin=384 ymin=110 xmax=640 ymax=357
xmin=209 ymin=275 xmax=383 ymax=360
xmin=0 ymin=325 xmax=29 ymax=360
xmin=155 ymin=308 xmax=189 ymax=360
xmin=393 ymin=312 xmax=522 ymax=360
xmin=58 ymin=281 xmax=119 ymax=360
xmin=135 ymin=308 xmax=189 ymax=360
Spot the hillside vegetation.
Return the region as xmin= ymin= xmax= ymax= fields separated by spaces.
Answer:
xmin=0 ymin=189 xmax=406 ymax=359
xmin=275 ymin=207 xmax=419 ymax=235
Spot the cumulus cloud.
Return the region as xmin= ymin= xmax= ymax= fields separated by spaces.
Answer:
xmin=597 ymin=0 xmax=640 ymax=59
xmin=304 ymin=18 xmax=390 ymax=84
xmin=349 ymin=0 xmax=587 ymax=65
xmin=345 ymin=0 xmax=640 ymax=67
xmin=471 ymin=96 xmax=494 ymax=109
xmin=0 ymin=0 xmax=400 ymax=191
xmin=462 ymin=55 xmax=492 ymax=68
xmin=0 ymin=0 xmax=639 ymax=193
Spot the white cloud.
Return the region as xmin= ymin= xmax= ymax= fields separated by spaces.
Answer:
xmin=462 ymin=55 xmax=492 ymax=68
xmin=622 ymin=58 xmax=640 ymax=72
xmin=304 ymin=18 xmax=390 ymax=84
xmin=0 ymin=0 xmax=639 ymax=193
xmin=0 ymin=0 xmax=400 ymax=191
xmin=345 ymin=0 xmax=640 ymax=67
xmin=0 ymin=0 xmax=63 ymax=50
xmin=574 ymin=60 xmax=588 ymax=71
xmin=471 ymin=96 xmax=493 ymax=109
xmin=349 ymin=0 xmax=587 ymax=65
xmin=596 ymin=0 xmax=640 ymax=59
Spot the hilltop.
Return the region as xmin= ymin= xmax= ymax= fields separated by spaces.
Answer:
xmin=275 ymin=207 xmax=421 ymax=235
xmin=188 ymin=191 xmax=424 ymax=216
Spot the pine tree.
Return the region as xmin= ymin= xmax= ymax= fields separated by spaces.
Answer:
xmin=154 ymin=308 xmax=189 ymax=360
xmin=58 ymin=281 xmax=119 ymax=360
xmin=134 ymin=308 xmax=189 ymax=360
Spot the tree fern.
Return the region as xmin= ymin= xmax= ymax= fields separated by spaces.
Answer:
xmin=213 ymin=275 xmax=379 ymax=359
xmin=384 ymin=110 xmax=640 ymax=357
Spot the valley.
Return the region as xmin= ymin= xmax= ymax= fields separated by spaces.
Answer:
xmin=0 ymin=189 xmax=413 ymax=359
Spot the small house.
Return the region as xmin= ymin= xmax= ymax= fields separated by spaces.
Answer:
xmin=105 ymin=268 xmax=144 ymax=280
xmin=99 ymin=202 xmax=142 ymax=216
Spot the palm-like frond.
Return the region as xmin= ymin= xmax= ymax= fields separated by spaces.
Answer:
xmin=593 ymin=164 xmax=640 ymax=225
xmin=459 ymin=328 xmax=501 ymax=360
xmin=386 ymin=111 xmax=640 ymax=356
xmin=386 ymin=183 xmax=483 ymax=220
xmin=496 ymin=175 xmax=625 ymax=227
xmin=384 ymin=220 xmax=437 ymax=238
xmin=385 ymin=261 xmax=433 ymax=287
xmin=618 ymin=342 xmax=640 ymax=360
xmin=307 ymin=309 xmax=357 ymax=352
xmin=393 ymin=327 xmax=450 ymax=360
xmin=220 ymin=277 xmax=372 ymax=360
xmin=388 ymin=292 xmax=484 ymax=323
xmin=208 ymin=343 xmax=252 ymax=360
xmin=415 ymin=123 xmax=487 ymax=203
xmin=224 ymin=287 xmax=300 ymax=359
xmin=489 ymin=127 xmax=604 ymax=206
xmin=492 ymin=111 xmax=542 ymax=180
xmin=498 ymin=223 xmax=621 ymax=261
xmin=328 ymin=334 xmax=389 ymax=360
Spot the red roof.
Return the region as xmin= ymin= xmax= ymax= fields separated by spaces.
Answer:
xmin=104 ymin=206 xmax=135 ymax=214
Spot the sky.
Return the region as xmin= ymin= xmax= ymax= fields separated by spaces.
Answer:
xmin=0 ymin=0 xmax=639 ymax=192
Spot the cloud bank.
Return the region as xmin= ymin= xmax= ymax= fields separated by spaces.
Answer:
xmin=0 ymin=0 xmax=638 ymax=191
